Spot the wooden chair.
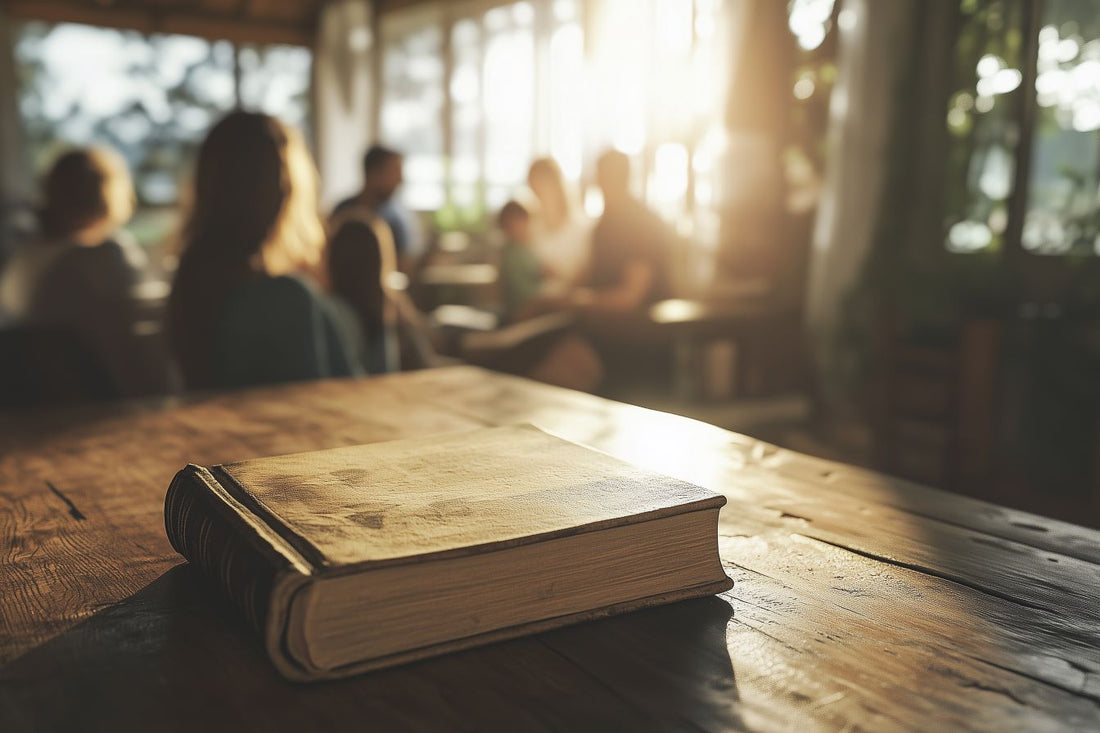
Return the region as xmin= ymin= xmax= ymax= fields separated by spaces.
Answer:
xmin=0 ymin=326 xmax=118 ymax=408
xmin=869 ymin=311 xmax=1001 ymax=495
xmin=647 ymin=289 xmax=810 ymax=402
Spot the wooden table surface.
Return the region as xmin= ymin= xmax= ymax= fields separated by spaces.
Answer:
xmin=2 ymin=366 xmax=1098 ymax=731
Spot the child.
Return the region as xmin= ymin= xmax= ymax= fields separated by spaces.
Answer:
xmin=497 ymin=200 xmax=542 ymax=321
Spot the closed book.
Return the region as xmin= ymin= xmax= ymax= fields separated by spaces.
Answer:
xmin=163 ymin=424 xmax=732 ymax=681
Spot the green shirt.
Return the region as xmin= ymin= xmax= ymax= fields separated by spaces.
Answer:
xmin=499 ymin=242 xmax=542 ymax=318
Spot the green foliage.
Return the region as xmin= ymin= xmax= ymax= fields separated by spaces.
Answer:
xmin=12 ymin=21 xmax=311 ymax=241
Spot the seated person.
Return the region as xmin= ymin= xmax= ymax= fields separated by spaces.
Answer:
xmin=526 ymin=157 xmax=590 ymax=292
xmin=168 ymin=111 xmax=361 ymax=390
xmin=576 ymin=149 xmax=671 ymax=313
xmin=496 ymin=200 xmax=542 ymax=321
xmin=332 ymin=145 xmax=422 ymax=270
xmin=510 ymin=150 xmax=676 ymax=392
xmin=0 ymin=146 xmax=172 ymax=397
xmin=517 ymin=149 xmax=671 ymax=321
xmin=327 ymin=207 xmax=399 ymax=374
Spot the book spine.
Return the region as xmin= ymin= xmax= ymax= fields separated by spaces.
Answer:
xmin=164 ymin=466 xmax=281 ymax=637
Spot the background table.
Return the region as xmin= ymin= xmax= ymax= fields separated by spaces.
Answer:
xmin=2 ymin=366 xmax=1098 ymax=731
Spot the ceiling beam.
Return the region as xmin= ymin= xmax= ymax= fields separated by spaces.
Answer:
xmin=1 ymin=0 xmax=316 ymax=46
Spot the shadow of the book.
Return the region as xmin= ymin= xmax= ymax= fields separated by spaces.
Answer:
xmin=1 ymin=564 xmax=742 ymax=731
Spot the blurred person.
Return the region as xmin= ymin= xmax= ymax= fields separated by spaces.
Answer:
xmin=579 ymin=149 xmax=671 ymax=312
xmin=571 ymin=149 xmax=674 ymax=389
xmin=517 ymin=150 xmax=672 ymax=320
xmin=509 ymin=150 xmax=676 ymax=393
xmin=168 ymin=111 xmax=361 ymax=390
xmin=453 ymin=199 xmax=599 ymax=392
xmin=496 ymin=200 xmax=542 ymax=321
xmin=327 ymin=207 xmax=399 ymax=374
xmin=526 ymin=157 xmax=590 ymax=291
xmin=332 ymin=145 xmax=422 ymax=266
xmin=0 ymin=146 xmax=171 ymax=397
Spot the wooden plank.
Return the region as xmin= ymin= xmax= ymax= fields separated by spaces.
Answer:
xmin=721 ymin=569 xmax=1100 ymax=731
xmin=2 ymin=367 xmax=1099 ymax=731
xmin=537 ymin=596 xmax=808 ymax=732
xmin=0 ymin=374 xmax=481 ymax=661
xmin=0 ymin=374 xmax=662 ymax=731
xmin=390 ymin=367 xmax=1100 ymax=563
xmin=719 ymin=507 xmax=1100 ymax=703
xmin=2 ymin=0 xmax=315 ymax=46
xmin=746 ymin=494 xmax=1100 ymax=621
xmin=0 ymin=566 xmax=656 ymax=732
xmin=759 ymin=447 xmax=1100 ymax=565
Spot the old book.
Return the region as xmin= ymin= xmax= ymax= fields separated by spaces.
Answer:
xmin=164 ymin=425 xmax=732 ymax=681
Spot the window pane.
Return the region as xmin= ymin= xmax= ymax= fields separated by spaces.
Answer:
xmin=450 ymin=18 xmax=484 ymax=223
xmin=548 ymin=21 xmax=584 ymax=181
xmin=14 ymin=21 xmax=314 ymax=233
xmin=238 ymin=44 xmax=313 ymax=132
xmin=14 ymin=22 xmax=235 ymax=208
xmin=1023 ymin=2 xmax=1100 ymax=255
xmin=380 ymin=20 xmax=445 ymax=211
xmin=483 ymin=5 xmax=536 ymax=192
xmin=942 ymin=0 xmax=1026 ymax=253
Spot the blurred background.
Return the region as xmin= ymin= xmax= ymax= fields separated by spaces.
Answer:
xmin=0 ymin=0 xmax=1098 ymax=528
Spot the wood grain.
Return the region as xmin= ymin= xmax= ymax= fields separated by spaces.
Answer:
xmin=2 ymin=366 xmax=1098 ymax=731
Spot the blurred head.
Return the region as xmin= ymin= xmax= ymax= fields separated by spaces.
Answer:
xmin=362 ymin=145 xmax=404 ymax=203
xmin=527 ymin=158 xmax=570 ymax=219
xmin=328 ymin=216 xmax=396 ymax=338
xmin=596 ymin=149 xmax=631 ymax=204
xmin=39 ymin=146 xmax=134 ymax=244
xmin=169 ymin=110 xmax=325 ymax=388
xmin=180 ymin=110 xmax=324 ymax=276
xmin=498 ymin=200 xmax=531 ymax=244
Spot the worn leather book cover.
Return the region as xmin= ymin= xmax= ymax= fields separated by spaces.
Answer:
xmin=164 ymin=425 xmax=732 ymax=680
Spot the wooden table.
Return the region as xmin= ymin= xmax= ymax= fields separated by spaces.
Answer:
xmin=648 ymin=296 xmax=802 ymax=400
xmin=2 ymin=367 xmax=1098 ymax=731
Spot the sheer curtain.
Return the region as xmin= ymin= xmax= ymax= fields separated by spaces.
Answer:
xmin=804 ymin=0 xmax=928 ymax=389
xmin=313 ymin=0 xmax=374 ymax=209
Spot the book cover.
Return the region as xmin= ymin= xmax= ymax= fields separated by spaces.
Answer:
xmin=164 ymin=425 xmax=731 ymax=680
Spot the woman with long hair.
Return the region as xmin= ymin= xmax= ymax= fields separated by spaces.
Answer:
xmin=326 ymin=208 xmax=399 ymax=373
xmin=526 ymin=157 xmax=591 ymax=293
xmin=168 ymin=111 xmax=360 ymax=389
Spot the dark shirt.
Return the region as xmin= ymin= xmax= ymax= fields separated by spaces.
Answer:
xmin=18 ymin=237 xmax=171 ymax=396
xmin=333 ymin=196 xmax=416 ymax=257
xmin=213 ymin=274 xmax=361 ymax=389
xmin=588 ymin=197 xmax=672 ymax=304
xmin=327 ymin=215 xmax=399 ymax=374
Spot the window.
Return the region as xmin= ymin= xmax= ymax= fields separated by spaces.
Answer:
xmin=944 ymin=0 xmax=1100 ymax=255
xmin=379 ymin=9 xmax=447 ymax=212
xmin=585 ymin=0 xmax=730 ymax=249
xmin=375 ymin=0 xmax=733 ymax=261
xmin=236 ymin=43 xmax=313 ymax=131
xmin=944 ymin=0 xmax=1027 ymax=253
xmin=1023 ymin=1 xmax=1100 ymax=254
xmin=481 ymin=3 xmax=537 ymax=211
xmin=13 ymin=21 xmax=311 ymax=246
xmin=787 ymin=0 xmax=841 ymax=216
xmin=379 ymin=0 xmax=585 ymax=227
xmin=546 ymin=0 xmax=585 ymax=181
xmin=450 ymin=18 xmax=485 ymax=223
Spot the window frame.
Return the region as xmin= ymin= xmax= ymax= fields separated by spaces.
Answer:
xmin=949 ymin=0 xmax=1100 ymax=260
xmin=374 ymin=0 xmax=588 ymax=225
